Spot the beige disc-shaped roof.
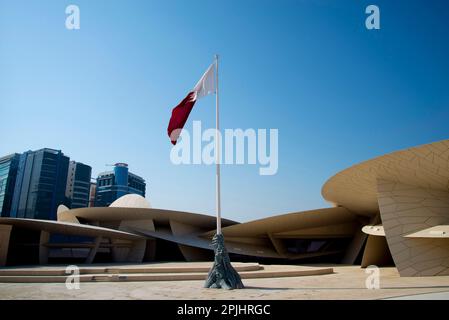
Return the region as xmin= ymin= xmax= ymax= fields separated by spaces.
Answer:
xmin=0 ymin=218 xmax=143 ymax=240
xmin=70 ymin=194 xmax=236 ymax=229
xmin=321 ymin=139 xmax=449 ymax=215
xmin=70 ymin=207 xmax=237 ymax=229
xmin=110 ymin=194 xmax=151 ymax=208
xmin=203 ymin=206 xmax=357 ymax=238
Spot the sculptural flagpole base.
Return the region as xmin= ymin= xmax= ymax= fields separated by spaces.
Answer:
xmin=204 ymin=233 xmax=244 ymax=290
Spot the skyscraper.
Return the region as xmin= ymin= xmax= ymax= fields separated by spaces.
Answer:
xmin=88 ymin=181 xmax=96 ymax=207
xmin=10 ymin=149 xmax=69 ymax=220
xmin=94 ymin=163 xmax=146 ymax=207
xmin=0 ymin=153 xmax=20 ymax=217
xmin=65 ymin=161 xmax=92 ymax=209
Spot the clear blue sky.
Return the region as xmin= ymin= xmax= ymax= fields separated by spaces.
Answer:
xmin=1 ymin=1 xmax=448 ymax=222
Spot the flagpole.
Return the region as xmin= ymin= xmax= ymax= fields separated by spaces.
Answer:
xmin=205 ymin=54 xmax=244 ymax=289
xmin=215 ymin=54 xmax=222 ymax=235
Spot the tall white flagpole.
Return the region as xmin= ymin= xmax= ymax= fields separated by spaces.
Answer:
xmin=215 ymin=54 xmax=222 ymax=235
xmin=205 ymin=54 xmax=244 ymax=290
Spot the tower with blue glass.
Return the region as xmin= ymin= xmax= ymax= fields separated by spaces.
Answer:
xmin=10 ymin=149 xmax=69 ymax=220
xmin=114 ymin=163 xmax=129 ymax=199
xmin=0 ymin=153 xmax=20 ymax=217
xmin=94 ymin=163 xmax=146 ymax=207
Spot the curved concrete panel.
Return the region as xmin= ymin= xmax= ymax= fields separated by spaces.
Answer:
xmin=361 ymin=235 xmax=393 ymax=268
xmin=204 ymin=207 xmax=357 ymax=238
xmin=0 ymin=225 xmax=12 ymax=267
xmin=70 ymin=207 xmax=237 ymax=229
xmin=377 ymin=179 xmax=449 ymax=276
xmin=129 ymin=227 xmax=281 ymax=259
xmin=57 ymin=211 xmax=80 ymax=224
xmin=405 ymin=225 xmax=449 ymax=238
xmin=322 ymin=139 xmax=449 ymax=215
xmin=362 ymin=225 xmax=385 ymax=236
xmin=0 ymin=218 xmax=143 ymax=241
xmin=169 ymin=220 xmax=211 ymax=261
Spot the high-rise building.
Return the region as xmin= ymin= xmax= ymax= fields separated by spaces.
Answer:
xmin=0 ymin=154 xmax=20 ymax=217
xmin=94 ymin=163 xmax=146 ymax=207
xmin=65 ymin=161 xmax=92 ymax=209
xmin=88 ymin=181 xmax=96 ymax=207
xmin=10 ymin=148 xmax=69 ymax=220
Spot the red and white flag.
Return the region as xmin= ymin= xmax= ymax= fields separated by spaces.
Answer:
xmin=167 ymin=62 xmax=216 ymax=145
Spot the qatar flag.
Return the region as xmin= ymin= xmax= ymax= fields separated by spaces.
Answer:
xmin=167 ymin=62 xmax=216 ymax=145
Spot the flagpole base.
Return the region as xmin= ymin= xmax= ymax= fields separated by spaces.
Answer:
xmin=204 ymin=233 xmax=244 ymax=290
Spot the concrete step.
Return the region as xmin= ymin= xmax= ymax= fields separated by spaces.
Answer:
xmin=0 ymin=262 xmax=262 ymax=276
xmin=0 ymin=266 xmax=333 ymax=283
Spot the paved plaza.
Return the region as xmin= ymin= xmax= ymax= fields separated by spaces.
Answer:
xmin=1 ymin=264 xmax=448 ymax=300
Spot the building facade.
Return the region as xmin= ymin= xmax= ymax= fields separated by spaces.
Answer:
xmin=0 ymin=154 xmax=20 ymax=217
xmin=10 ymin=149 xmax=69 ymax=220
xmin=65 ymin=161 xmax=92 ymax=209
xmin=88 ymin=181 xmax=96 ymax=207
xmin=94 ymin=163 xmax=146 ymax=207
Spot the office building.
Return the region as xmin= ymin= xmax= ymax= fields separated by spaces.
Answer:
xmin=94 ymin=163 xmax=146 ymax=207
xmin=65 ymin=161 xmax=92 ymax=209
xmin=0 ymin=154 xmax=20 ymax=217
xmin=88 ymin=181 xmax=96 ymax=207
xmin=10 ymin=149 xmax=69 ymax=220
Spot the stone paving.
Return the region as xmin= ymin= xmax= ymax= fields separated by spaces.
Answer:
xmin=0 ymin=264 xmax=448 ymax=300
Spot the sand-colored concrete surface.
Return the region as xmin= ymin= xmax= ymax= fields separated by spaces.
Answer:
xmin=0 ymin=264 xmax=449 ymax=300
xmin=0 ymin=263 xmax=333 ymax=283
xmin=0 ymin=262 xmax=264 ymax=276
xmin=385 ymin=291 xmax=449 ymax=300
